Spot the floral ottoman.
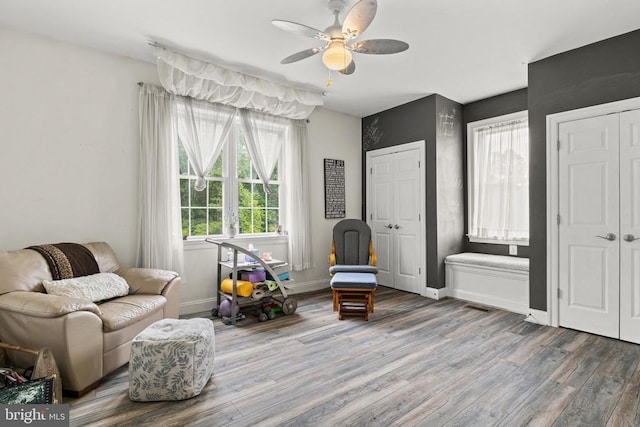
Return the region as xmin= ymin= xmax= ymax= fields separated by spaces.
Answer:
xmin=128 ymin=318 xmax=215 ymax=401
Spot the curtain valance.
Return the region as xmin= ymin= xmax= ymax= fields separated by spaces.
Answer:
xmin=156 ymin=47 xmax=323 ymax=120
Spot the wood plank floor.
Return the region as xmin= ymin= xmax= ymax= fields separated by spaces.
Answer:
xmin=67 ymin=287 xmax=640 ymax=427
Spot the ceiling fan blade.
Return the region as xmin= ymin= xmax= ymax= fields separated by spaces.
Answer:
xmin=350 ymin=39 xmax=409 ymax=54
xmin=280 ymin=47 xmax=325 ymax=64
xmin=272 ymin=20 xmax=329 ymax=41
xmin=342 ymin=0 xmax=377 ymax=40
xmin=339 ymin=60 xmax=356 ymax=75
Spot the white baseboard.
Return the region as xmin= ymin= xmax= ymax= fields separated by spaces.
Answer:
xmin=424 ymin=286 xmax=448 ymax=300
xmin=180 ymin=298 xmax=216 ymax=316
xmin=524 ymin=309 xmax=549 ymax=325
xmin=449 ymin=289 xmax=529 ymax=315
xmin=288 ymin=279 xmax=329 ymax=294
xmin=178 ymin=280 xmax=330 ymax=316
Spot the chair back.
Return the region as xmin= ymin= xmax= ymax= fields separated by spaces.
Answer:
xmin=332 ymin=219 xmax=372 ymax=265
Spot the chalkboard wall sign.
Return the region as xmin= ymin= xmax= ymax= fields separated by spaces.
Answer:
xmin=324 ymin=158 xmax=346 ymax=219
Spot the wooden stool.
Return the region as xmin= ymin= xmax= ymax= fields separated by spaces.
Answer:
xmin=330 ymin=273 xmax=377 ymax=321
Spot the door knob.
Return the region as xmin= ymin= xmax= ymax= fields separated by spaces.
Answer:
xmin=385 ymin=224 xmax=393 ymax=229
xmin=394 ymin=224 xmax=400 ymax=229
xmin=624 ymin=234 xmax=640 ymax=242
xmin=596 ymin=233 xmax=617 ymax=241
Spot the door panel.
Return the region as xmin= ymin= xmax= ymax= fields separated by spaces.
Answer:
xmin=567 ymin=245 xmax=610 ymax=311
xmin=393 ymin=149 xmax=422 ymax=293
xmin=370 ymin=154 xmax=394 ymax=287
xmin=620 ymin=109 xmax=640 ymax=344
xmin=558 ymin=115 xmax=620 ymax=339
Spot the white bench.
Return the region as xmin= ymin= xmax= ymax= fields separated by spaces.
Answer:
xmin=445 ymin=253 xmax=529 ymax=314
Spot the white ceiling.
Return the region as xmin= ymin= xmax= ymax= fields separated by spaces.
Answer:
xmin=1 ymin=0 xmax=640 ymax=117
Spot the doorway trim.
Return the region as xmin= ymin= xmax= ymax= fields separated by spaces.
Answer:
xmin=546 ymin=96 xmax=640 ymax=328
xmin=365 ymin=140 xmax=427 ymax=296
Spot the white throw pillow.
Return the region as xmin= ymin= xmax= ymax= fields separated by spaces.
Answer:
xmin=43 ymin=272 xmax=129 ymax=302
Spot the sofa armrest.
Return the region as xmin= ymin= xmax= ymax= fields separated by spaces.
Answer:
xmin=0 ymin=291 xmax=101 ymax=318
xmin=116 ymin=268 xmax=179 ymax=295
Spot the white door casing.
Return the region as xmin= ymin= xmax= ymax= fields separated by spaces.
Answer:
xmin=558 ymin=114 xmax=620 ymax=339
xmin=619 ymin=109 xmax=640 ymax=343
xmin=367 ymin=141 xmax=426 ymax=295
xmin=548 ymin=98 xmax=640 ymax=344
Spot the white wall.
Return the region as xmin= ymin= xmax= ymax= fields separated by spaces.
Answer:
xmin=294 ymin=107 xmax=363 ymax=288
xmin=0 ymin=27 xmax=159 ymax=265
xmin=0 ymin=27 xmax=363 ymax=314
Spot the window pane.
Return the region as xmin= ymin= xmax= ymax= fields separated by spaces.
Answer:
xmin=208 ymin=180 xmax=222 ymax=207
xmin=238 ymin=182 xmax=252 ymax=208
xmin=270 ymin=163 xmax=278 ymax=180
xmin=267 ymin=184 xmax=279 ymax=207
xmin=181 ymin=209 xmax=189 ymax=237
xmin=190 ymin=209 xmax=207 ymax=236
xmin=180 ymin=179 xmax=189 ymax=206
xmin=253 ymin=208 xmax=266 ymax=233
xmin=238 ymin=209 xmax=252 ymax=234
xmin=208 ymin=154 xmax=223 ymax=177
xmin=254 ymin=184 xmax=266 ymax=208
xmin=190 ymin=180 xmax=207 ymax=207
xmin=178 ymin=143 xmax=190 ymax=175
xmin=267 ymin=209 xmax=279 ymax=232
xmin=237 ymin=135 xmax=251 ymax=179
xmin=208 ymin=208 xmax=222 ymax=235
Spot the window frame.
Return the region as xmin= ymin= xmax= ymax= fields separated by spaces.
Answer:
xmin=467 ymin=110 xmax=529 ymax=246
xmin=178 ymin=119 xmax=283 ymax=241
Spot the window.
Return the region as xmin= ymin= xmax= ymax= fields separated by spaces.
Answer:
xmin=179 ymin=122 xmax=282 ymax=239
xmin=467 ymin=111 xmax=529 ymax=244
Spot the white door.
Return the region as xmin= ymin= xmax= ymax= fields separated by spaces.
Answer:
xmin=619 ymin=109 xmax=640 ymax=343
xmin=558 ymin=114 xmax=620 ymax=338
xmin=367 ymin=142 xmax=425 ymax=294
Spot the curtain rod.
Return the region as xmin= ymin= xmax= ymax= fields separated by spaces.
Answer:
xmin=475 ymin=118 xmax=527 ymax=132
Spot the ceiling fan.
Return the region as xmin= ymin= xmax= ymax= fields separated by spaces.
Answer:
xmin=272 ymin=0 xmax=409 ymax=76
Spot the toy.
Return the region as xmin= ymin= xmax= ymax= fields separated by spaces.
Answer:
xmin=218 ymin=299 xmax=238 ymax=317
xmin=220 ymin=278 xmax=254 ymax=297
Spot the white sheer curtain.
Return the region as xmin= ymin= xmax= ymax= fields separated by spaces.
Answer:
xmin=283 ymin=119 xmax=312 ymax=270
xmin=138 ymin=84 xmax=184 ymax=273
xmin=239 ymin=109 xmax=288 ymax=192
xmin=470 ymin=118 xmax=529 ymax=241
xmin=174 ymin=96 xmax=237 ymax=191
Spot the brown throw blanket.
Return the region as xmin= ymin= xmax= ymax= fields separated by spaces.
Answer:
xmin=27 ymin=243 xmax=99 ymax=280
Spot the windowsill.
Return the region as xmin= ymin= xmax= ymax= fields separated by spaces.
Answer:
xmin=183 ymin=234 xmax=289 ymax=250
xmin=468 ymin=236 xmax=530 ymax=247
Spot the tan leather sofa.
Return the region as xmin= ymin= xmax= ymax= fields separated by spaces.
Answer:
xmin=0 ymin=242 xmax=181 ymax=395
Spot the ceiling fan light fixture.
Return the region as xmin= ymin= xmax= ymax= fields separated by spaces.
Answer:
xmin=322 ymin=41 xmax=352 ymax=71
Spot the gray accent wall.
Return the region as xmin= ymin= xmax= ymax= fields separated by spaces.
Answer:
xmin=528 ymin=29 xmax=640 ymax=311
xmin=362 ymin=94 xmax=463 ymax=288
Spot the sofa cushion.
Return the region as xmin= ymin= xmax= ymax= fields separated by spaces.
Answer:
xmin=0 ymin=291 xmax=101 ymax=318
xmin=43 ymin=273 xmax=129 ymax=303
xmin=84 ymin=242 xmax=120 ymax=273
xmin=0 ymin=249 xmax=50 ymax=295
xmin=99 ymin=295 xmax=166 ymax=332
xmin=116 ymin=268 xmax=178 ymax=295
